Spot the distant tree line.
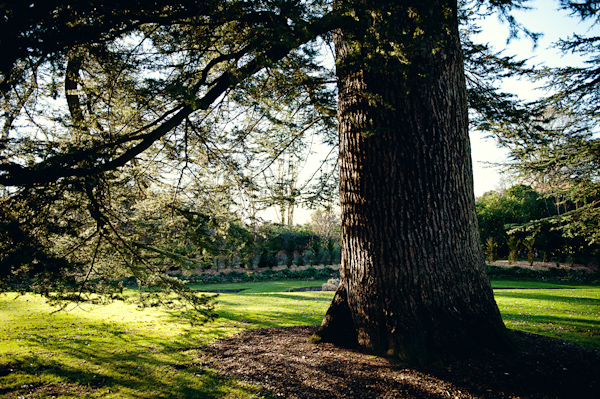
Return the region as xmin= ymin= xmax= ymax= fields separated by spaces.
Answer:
xmin=155 ymin=207 xmax=342 ymax=272
xmin=254 ymin=223 xmax=341 ymax=269
xmin=476 ymin=184 xmax=599 ymax=266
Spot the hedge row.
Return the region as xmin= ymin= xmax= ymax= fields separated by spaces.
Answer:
xmin=171 ymin=266 xmax=340 ymax=285
xmin=486 ymin=265 xmax=600 ymax=284
xmin=168 ymin=265 xmax=600 ymax=286
xmin=8 ymin=265 xmax=597 ymax=293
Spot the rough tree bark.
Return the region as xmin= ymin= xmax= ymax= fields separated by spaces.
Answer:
xmin=310 ymin=0 xmax=513 ymax=363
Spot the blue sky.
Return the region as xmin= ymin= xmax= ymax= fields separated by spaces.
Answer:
xmin=470 ymin=0 xmax=599 ymax=196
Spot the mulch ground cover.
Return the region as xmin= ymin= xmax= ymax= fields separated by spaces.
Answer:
xmin=202 ymin=326 xmax=599 ymax=399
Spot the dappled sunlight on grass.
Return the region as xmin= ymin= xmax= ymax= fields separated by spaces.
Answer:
xmin=0 ymin=293 xmax=269 ymax=398
xmin=1 ymin=279 xmax=598 ymax=398
xmin=207 ymin=285 xmax=334 ymax=329
xmin=493 ymin=284 xmax=600 ymax=349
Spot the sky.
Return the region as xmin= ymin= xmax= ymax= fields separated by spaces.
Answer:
xmin=470 ymin=0 xmax=598 ymax=196
xmin=262 ymin=0 xmax=599 ymax=224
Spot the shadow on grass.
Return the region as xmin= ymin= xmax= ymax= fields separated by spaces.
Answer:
xmin=503 ymin=313 xmax=600 ymax=327
xmin=502 ymin=313 xmax=600 ymax=350
xmin=2 ymin=356 xmax=259 ymax=399
xmin=213 ymin=304 xmax=324 ymax=329
xmin=1 ymin=320 xmax=266 ymax=399
xmin=210 ymin=291 xmax=331 ymax=329
xmin=495 ymin=290 xmax=600 ymax=305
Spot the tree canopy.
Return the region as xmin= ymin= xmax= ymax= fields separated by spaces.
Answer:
xmin=0 ymin=0 xmax=344 ymax=304
xmin=2 ymin=1 xmax=597 ymax=357
xmin=483 ymin=1 xmax=600 ymax=246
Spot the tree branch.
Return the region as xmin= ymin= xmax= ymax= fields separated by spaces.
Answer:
xmin=0 ymin=11 xmax=347 ymax=187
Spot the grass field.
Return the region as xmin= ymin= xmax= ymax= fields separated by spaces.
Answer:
xmin=491 ymin=280 xmax=600 ymax=349
xmin=0 ymin=279 xmax=598 ymax=398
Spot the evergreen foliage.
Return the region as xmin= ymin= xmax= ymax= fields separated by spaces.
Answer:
xmin=476 ymin=184 xmax=599 ymax=264
xmin=0 ymin=0 xmax=341 ymax=308
xmin=1 ymin=1 xmax=597 ymax=354
xmin=482 ymin=1 xmax=600 ymax=249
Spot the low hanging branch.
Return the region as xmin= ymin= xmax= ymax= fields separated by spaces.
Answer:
xmin=0 ymin=12 xmax=346 ymax=187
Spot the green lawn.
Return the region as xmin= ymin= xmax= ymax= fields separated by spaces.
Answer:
xmin=189 ymin=280 xmax=333 ymax=330
xmin=0 ymin=292 xmax=266 ymax=398
xmin=0 ymin=280 xmax=333 ymax=399
xmin=0 ymin=279 xmax=598 ymax=398
xmin=491 ymin=280 xmax=600 ymax=348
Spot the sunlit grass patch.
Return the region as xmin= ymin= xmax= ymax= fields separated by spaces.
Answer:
xmin=0 ymin=293 xmax=275 ymax=398
xmin=0 ymin=280 xmax=332 ymax=398
xmin=1 ymin=278 xmax=598 ymax=398
xmin=492 ymin=280 xmax=600 ymax=349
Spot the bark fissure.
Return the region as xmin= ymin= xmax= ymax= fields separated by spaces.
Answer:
xmin=312 ymin=0 xmax=512 ymax=363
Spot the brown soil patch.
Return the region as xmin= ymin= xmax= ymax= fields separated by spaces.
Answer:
xmin=203 ymin=326 xmax=599 ymax=399
xmin=0 ymin=381 xmax=94 ymax=398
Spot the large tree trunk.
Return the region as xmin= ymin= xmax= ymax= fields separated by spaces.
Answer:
xmin=311 ymin=0 xmax=513 ymax=363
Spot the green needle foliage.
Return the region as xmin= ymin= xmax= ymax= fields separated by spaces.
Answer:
xmin=485 ymin=1 xmax=600 ymax=248
xmin=0 ymin=0 xmax=341 ymax=308
xmin=2 ymin=0 xmax=589 ymax=322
